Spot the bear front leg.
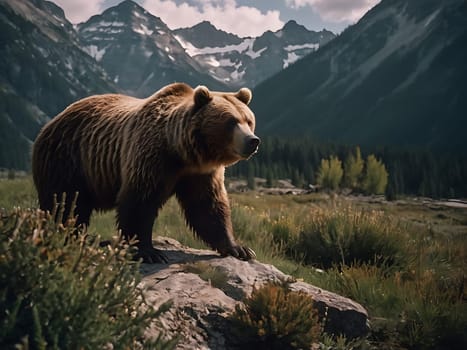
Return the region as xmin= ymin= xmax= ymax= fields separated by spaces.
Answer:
xmin=175 ymin=169 xmax=256 ymax=261
xmin=116 ymin=190 xmax=168 ymax=264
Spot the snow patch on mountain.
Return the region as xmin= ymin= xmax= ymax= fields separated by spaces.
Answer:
xmin=133 ymin=23 xmax=153 ymax=36
xmin=285 ymin=43 xmax=319 ymax=51
xmin=424 ymin=8 xmax=440 ymax=27
xmin=85 ymin=44 xmax=107 ymax=61
xmin=283 ymin=52 xmax=300 ymax=68
xmin=245 ymin=41 xmax=267 ymax=59
xmin=175 ymin=35 xmax=264 ymax=58
xmin=231 ymin=65 xmax=244 ymax=81
xmin=81 ymin=21 xmax=125 ymax=33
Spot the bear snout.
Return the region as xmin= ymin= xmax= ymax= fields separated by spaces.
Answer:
xmin=243 ymin=135 xmax=261 ymax=157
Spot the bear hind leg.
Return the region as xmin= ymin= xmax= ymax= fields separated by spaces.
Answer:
xmin=116 ymin=192 xmax=168 ymax=264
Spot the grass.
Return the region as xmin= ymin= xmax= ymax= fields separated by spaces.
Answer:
xmin=183 ymin=261 xmax=229 ymax=290
xmin=1 ymin=177 xmax=466 ymax=349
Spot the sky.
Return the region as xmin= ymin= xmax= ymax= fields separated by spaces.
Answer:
xmin=53 ymin=0 xmax=380 ymax=37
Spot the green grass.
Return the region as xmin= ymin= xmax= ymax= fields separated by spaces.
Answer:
xmin=1 ymin=178 xmax=466 ymax=349
xmin=0 ymin=178 xmax=36 ymax=208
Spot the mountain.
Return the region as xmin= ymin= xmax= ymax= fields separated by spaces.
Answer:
xmin=0 ymin=0 xmax=116 ymax=169
xmin=0 ymin=0 xmax=337 ymax=170
xmin=173 ymin=20 xmax=243 ymax=48
xmin=251 ymin=0 xmax=467 ymax=154
xmin=77 ymin=0 xmax=227 ymax=96
xmin=174 ymin=20 xmax=335 ymax=88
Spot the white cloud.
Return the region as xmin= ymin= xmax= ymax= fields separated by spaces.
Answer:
xmin=286 ymin=0 xmax=380 ymax=23
xmin=53 ymin=0 xmax=104 ymax=24
xmin=52 ymin=0 xmax=284 ymax=36
xmin=141 ymin=0 xmax=284 ymax=37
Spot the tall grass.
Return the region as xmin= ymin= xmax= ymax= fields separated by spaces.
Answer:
xmin=230 ymin=195 xmax=467 ymax=349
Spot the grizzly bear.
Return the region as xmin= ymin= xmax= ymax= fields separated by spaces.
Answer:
xmin=32 ymin=83 xmax=260 ymax=263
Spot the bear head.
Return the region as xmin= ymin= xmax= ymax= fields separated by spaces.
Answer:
xmin=192 ymin=85 xmax=260 ymax=167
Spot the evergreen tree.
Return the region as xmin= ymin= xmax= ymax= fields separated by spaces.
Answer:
xmin=343 ymin=146 xmax=363 ymax=190
xmin=362 ymin=155 xmax=388 ymax=195
xmin=291 ymin=169 xmax=305 ymax=188
xmin=266 ymin=168 xmax=276 ymax=188
xmin=247 ymin=163 xmax=255 ymax=190
xmin=316 ymin=156 xmax=343 ymax=190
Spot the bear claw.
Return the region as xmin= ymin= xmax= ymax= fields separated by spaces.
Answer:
xmin=223 ymin=245 xmax=256 ymax=261
xmin=136 ymin=246 xmax=168 ymax=264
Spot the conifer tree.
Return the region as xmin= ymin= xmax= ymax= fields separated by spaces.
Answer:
xmin=291 ymin=169 xmax=305 ymax=188
xmin=247 ymin=163 xmax=255 ymax=190
xmin=266 ymin=168 xmax=275 ymax=188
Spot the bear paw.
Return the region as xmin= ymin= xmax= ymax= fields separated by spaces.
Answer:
xmin=221 ymin=245 xmax=256 ymax=261
xmin=135 ymin=246 xmax=168 ymax=264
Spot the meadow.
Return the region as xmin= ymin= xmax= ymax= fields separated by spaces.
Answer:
xmin=1 ymin=177 xmax=466 ymax=349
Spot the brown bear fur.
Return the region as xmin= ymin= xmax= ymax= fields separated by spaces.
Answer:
xmin=32 ymin=83 xmax=260 ymax=263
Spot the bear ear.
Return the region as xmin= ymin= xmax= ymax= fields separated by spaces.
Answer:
xmin=235 ymin=88 xmax=252 ymax=105
xmin=194 ymin=85 xmax=212 ymax=108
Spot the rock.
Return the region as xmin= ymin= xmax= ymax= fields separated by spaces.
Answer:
xmin=141 ymin=237 xmax=369 ymax=349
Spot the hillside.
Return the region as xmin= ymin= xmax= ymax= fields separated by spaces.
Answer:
xmin=0 ymin=0 xmax=116 ymax=169
xmin=251 ymin=0 xmax=467 ymax=154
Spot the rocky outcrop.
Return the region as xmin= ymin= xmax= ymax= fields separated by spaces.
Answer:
xmin=141 ymin=237 xmax=369 ymax=349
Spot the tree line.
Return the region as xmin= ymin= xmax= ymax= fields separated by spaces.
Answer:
xmin=226 ymin=136 xmax=467 ymax=199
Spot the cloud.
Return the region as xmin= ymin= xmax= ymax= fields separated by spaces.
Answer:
xmin=53 ymin=0 xmax=104 ymax=24
xmin=52 ymin=0 xmax=284 ymax=36
xmin=141 ymin=0 xmax=284 ymax=37
xmin=286 ymin=0 xmax=380 ymax=23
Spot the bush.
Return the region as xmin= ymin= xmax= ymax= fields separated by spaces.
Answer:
xmin=229 ymin=282 xmax=321 ymax=349
xmin=0 ymin=208 xmax=175 ymax=349
xmin=294 ymin=205 xmax=407 ymax=269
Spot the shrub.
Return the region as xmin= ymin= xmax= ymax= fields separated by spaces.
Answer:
xmin=0 ymin=207 xmax=175 ymax=350
xmin=294 ymin=205 xmax=407 ymax=268
xmin=229 ymin=282 xmax=321 ymax=349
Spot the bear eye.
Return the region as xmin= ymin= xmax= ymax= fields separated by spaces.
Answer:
xmin=227 ymin=117 xmax=238 ymax=129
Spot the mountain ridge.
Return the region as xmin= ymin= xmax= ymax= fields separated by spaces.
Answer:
xmin=174 ymin=18 xmax=335 ymax=87
xmin=251 ymin=0 xmax=467 ymax=154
